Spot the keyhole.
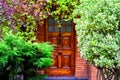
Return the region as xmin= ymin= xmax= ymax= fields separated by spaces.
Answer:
xmin=58 ymin=33 xmax=62 ymax=44
xmin=58 ymin=34 xmax=61 ymax=37
xmin=58 ymin=52 xmax=62 ymax=55
xmin=58 ymin=39 xmax=61 ymax=44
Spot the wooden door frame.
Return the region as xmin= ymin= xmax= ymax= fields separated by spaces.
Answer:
xmin=44 ymin=18 xmax=76 ymax=76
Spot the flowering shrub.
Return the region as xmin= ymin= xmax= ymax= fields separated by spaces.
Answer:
xmin=0 ymin=0 xmax=49 ymax=41
xmin=74 ymin=0 xmax=120 ymax=79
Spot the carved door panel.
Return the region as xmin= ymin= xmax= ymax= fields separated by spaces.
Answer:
xmin=45 ymin=18 xmax=75 ymax=76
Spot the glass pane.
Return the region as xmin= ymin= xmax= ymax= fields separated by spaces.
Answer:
xmin=48 ymin=17 xmax=57 ymax=25
xmin=48 ymin=26 xmax=54 ymax=32
xmin=66 ymin=26 xmax=71 ymax=32
xmin=54 ymin=26 xmax=59 ymax=32
xmin=48 ymin=17 xmax=72 ymax=32
xmin=61 ymin=26 xmax=65 ymax=32
xmin=48 ymin=18 xmax=54 ymax=25
xmin=61 ymin=20 xmax=72 ymax=32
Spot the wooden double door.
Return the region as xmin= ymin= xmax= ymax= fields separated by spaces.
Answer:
xmin=45 ymin=18 xmax=75 ymax=76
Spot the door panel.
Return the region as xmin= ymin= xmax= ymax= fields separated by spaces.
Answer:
xmin=49 ymin=36 xmax=58 ymax=45
xmin=45 ymin=18 xmax=75 ymax=76
xmin=62 ymin=36 xmax=71 ymax=49
xmin=51 ymin=54 xmax=58 ymax=69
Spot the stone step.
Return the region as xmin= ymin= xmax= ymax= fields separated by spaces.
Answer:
xmin=44 ymin=76 xmax=88 ymax=80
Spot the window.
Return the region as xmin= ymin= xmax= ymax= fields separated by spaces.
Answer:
xmin=48 ymin=18 xmax=72 ymax=32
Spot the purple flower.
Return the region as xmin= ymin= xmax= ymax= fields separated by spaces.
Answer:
xmin=1 ymin=0 xmax=15 ymax=29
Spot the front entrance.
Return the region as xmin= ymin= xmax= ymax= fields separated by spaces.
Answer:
xmin=45 ymin=18 xmax=75 ymax=76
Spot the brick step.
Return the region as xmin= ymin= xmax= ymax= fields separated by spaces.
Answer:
xmin=44 ymin=76 xmax=88 ymax=80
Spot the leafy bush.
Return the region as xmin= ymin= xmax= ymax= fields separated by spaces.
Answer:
xmin=74 ymin=0 xmax=120 ymax=79
xmin=0 ymin=34 xmax=53 ymax=80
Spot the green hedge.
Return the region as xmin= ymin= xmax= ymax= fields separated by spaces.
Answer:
xmin=74 ymin=0 xmax=120 ymax=79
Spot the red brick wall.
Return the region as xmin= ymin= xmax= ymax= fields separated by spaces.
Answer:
xmin=75 ymin=36 xmax=97 ymax=80
xmin=90 ymin=66 xmax=98 ymax=80
xmin=75 ymin=41 xmax=89 ymax=79
xmin=75 ymin=52 xmax=89 ymax=78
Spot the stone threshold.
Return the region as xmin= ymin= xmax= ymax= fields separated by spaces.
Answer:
xmin=44 ymin=76 xmax=88 ymax=80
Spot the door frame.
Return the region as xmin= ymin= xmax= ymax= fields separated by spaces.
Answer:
xmin=44 ymin=17 xmax=76 ymax=76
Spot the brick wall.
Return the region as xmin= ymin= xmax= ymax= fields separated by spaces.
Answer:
xmin=75 ymin=43 xmax=89 ymax=79
xmin=90 ymin=66 xmax=98 ymax=80
xmin=75 ymin=53 xmax=89 ymax=78
xmin=75 ymin=36 xmax=97 ymax=80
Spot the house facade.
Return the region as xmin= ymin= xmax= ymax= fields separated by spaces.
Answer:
xmin=36 ymin=17 xmax=98 ymax=80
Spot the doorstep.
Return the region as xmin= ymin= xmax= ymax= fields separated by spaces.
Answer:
xmin=44 ymin=76 xmax=89 ymax=80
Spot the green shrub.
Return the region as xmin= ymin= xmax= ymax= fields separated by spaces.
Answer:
xmin=74 ymin=0 xmax=120 ymax=79
xmin=0 ymin=34 xmax=53 ymax=80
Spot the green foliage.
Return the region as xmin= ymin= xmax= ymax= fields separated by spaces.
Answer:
xmin=46 ymin=0 xmax=80 ymax=21
xmin=0 ymin=34 xmax=53 ymax=80
xmin=0 ymin=15 xmax=37 ymax=42
xmin=74 ymin=0 xmax=120 ymax=79
xmin=15 ymin=15 xmax=37 ymax=41
xmin=1 ymin=0 xmax=80 ymax=42
xmin=28 ymin=74 xmax=47 ymax=80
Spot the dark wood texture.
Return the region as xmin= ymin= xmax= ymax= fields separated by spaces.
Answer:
xmin=36 ymin=21 xmax=45 ymax=42
xmin=45 ymin=18 xmax=75 ymax=76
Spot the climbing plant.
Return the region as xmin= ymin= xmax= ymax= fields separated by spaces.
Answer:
xmin=0 ymin=0 xmax=80 ymax=41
